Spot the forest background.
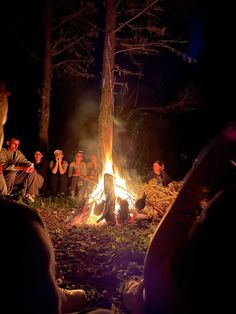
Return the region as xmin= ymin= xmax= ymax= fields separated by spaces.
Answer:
xmin=1 ymin=1 xmax=235 ymax=312
xmin=0 ymin=0 xmax=235 ymax=180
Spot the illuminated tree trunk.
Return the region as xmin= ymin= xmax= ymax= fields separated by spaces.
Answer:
xmin=39 ymin=0 xmax=52 ymax=151
xmin=98 ymin=0 xmax=116 ymax=171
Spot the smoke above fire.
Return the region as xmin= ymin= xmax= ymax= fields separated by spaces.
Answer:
xmin=65 ymin=92 xmax=99 ymax=161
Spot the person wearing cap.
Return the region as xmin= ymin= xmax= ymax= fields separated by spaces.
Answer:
xmin=49 ymin=149 xmax=68 ymax=195
xmin=68 ymin=151 xmax=87 ymax=198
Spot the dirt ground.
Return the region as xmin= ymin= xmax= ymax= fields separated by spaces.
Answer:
xmin=38 ymin=199 xmax=156 ymax=313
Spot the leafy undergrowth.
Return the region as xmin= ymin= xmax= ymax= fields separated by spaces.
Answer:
xmin=35 ymin=196 xmax=157 ymax=313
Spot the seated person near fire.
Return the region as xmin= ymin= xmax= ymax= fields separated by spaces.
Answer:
xmin=68 ymin=151 xmax=87 ymax=198
xmin=33 ymin=150 xmax=49 ymax=196
xmin=49 ymin=149 xmax=68 ymax=195
xmin=0 ymin=134 xmax=43 ymax=202
xmin=0 ymin=161 xmax=7 ymax=196
xmin=146 ymin=160 xmax=172 ymax=186
xmin=0 ymin=80 xmax=112 ymax=314
xmin=87 ymin=154 xmax=98 ymax=183
xmin=123 ymin=122 xmax=236 ymax=314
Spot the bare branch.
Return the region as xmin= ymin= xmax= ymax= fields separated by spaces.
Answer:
xmin=52 ymin=34 xmax=86 ymax=57
xmin=114 ymin=66 xmax=144 ymax=77
xmin=52 ymin=10 xmax=84 ymax=31
xmin=114 ymin=0 xmax=160 ymax=34
xmin=54 ymin=61 xmax=95 ymax=79
xmin=119 ymin=85 xmax=201 ymax=121
xmin=16 ymin=39 xmax=42 ymax=62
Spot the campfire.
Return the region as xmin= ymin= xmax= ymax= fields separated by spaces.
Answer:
xmin=71 ymin=157 xmax=136 ymax=226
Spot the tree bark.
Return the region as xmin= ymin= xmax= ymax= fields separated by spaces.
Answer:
xmin=39 ymin=0 xmax=52 ymax=151
xmin=98 ymin=0 xmax=116 ymax=172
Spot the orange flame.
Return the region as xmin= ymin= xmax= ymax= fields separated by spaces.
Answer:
xmin=85 ymin=157 xmax=136 ymax=224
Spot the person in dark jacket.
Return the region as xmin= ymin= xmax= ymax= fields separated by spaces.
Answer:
xmin=34 ymin=150 xmax=49 ymax=196
xmin=146 ymin=160 xmax=172 ymax=186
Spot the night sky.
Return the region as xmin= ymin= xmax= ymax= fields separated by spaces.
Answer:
xmin=0 ymin=1 xmax=235 ymax=179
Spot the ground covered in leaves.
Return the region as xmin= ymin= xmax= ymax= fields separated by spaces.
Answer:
xmin=35 ymin=196 xmax=157 ymax=313
xmin=27 ymin=181 xmax=183 ymax=313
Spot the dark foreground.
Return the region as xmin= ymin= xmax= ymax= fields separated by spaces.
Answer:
xmin=36 ymin=196 xmax=157 ymax=314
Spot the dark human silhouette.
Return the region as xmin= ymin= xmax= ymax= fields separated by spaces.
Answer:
xmin=123 ymin=122 xmax=236 ymax=314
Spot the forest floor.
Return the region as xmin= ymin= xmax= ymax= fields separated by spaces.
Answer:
xmin=27 ymin=180 xmax=183 ymax=313
xmin=33 ymin=196 xmax=157 ymax=314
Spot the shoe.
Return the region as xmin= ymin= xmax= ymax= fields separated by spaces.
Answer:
xmin=59 ymin=287 xmax=87 ymax=313
xmin=2 ymin=195 xmax=14 ymax=201
xmin=23 ymin=194 xmax=35 ymax=203
xmin=10 ymin=192 xmax=20 ymax=201
xmin=123 ymin=276 xmax=145 ymax=314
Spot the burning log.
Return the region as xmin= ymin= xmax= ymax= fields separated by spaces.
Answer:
xmin=97 ymin=173 xmax=116 ymax=225
xmin=117 ymin=197 xmax=130 ymax=224
xmin=135 ymin=193 xmax=147 ymax=210
xmin=94 ymin=200 xmax=105 ymax=216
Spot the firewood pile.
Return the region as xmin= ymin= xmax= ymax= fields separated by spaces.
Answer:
xmin=135 ymin=179 xmax=183 ymax=220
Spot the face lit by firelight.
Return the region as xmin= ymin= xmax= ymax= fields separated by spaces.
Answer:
xmin=6 ymin=138 xmax=20 ymax=152
xmin=153 ymin=161 xmax=164 ymax=175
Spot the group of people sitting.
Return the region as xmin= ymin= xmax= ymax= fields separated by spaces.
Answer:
xmin=0 ymin=134 xmax=98 ymax=202
xmin=0 ymin=130 xmax=173 ymax=205
xmin=0 ymin=80 xmax=114 ymax=314
xmin=1 ymin=80 xmax=235 ymax=313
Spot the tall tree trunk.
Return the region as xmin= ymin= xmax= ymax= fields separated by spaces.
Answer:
xmin=98 ymin=0 xmax=116 ymax=172
xmin=39 ymin=0 xmax=52 ymax=151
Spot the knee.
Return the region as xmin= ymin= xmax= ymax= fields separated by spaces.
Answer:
xmin=59 ymin=288 xmax=88 ymax=313
xmin=30 ymin=170 xmax=38 ymax=179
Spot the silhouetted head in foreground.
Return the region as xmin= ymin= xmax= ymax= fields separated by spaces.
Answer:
xmin=0 ymin=80 xmax=112 ymax=314
xmin=123 ymin=122 xmax=236 ymax=314
xmin=1 ymin=80 xmax=60 ymax=313
xmin=0 ymin=80 xmax=9 ymax=149
xmin=1 ymin=200 xmax=61 ymax=313
xmin=175 ymin=185 xmax=235 ymax=314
